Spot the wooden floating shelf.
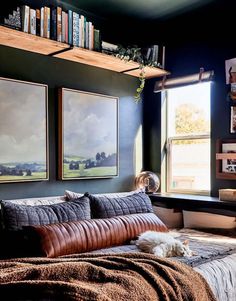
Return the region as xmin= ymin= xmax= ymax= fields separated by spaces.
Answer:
xmin=0 ymin=25 xmax=169 ymax=79
xmin=216 ymin=153 xmax=236 ymax=160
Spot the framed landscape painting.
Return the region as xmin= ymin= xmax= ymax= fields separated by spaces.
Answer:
xmin=58 ymin=88 xmax=118 ymax=179
xmin=0 ymin=77 xmax=48 ymax=183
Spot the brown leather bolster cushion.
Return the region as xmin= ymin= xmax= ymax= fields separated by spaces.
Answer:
xmin=26 ymin=213 xmax=168 ymax=257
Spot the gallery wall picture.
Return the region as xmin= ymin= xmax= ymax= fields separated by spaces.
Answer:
xmin=58 ymin=88 xmax=119 ymax=180
xmin=0 ymin=77 xmax=48 ymax=183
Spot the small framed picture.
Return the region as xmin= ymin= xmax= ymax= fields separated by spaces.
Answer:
xmin=230 ymin=106 xmax=236 ymax=133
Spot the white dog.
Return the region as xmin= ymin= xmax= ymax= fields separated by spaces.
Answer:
xmin=133 ymin=231 xmax=196 ymax=258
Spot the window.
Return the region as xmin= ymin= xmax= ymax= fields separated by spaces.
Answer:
xmin=165 ymin=82 xmax=211 ymax=194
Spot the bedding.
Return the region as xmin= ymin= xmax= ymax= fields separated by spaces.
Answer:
xmin=0 ymin=253 xmax=216 ymax=301
xmin=1 ymin=193 xmax=236 ymax=301
xmin=25 ymin=213 xmax=167 ymax=257
xmin=0 ymin=195 xmax=90 ymax=231
xmin=87 ymin=191 xmax=154 ymax=218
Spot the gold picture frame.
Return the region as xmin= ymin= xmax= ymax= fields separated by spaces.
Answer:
xmin=58 ymin=88 xmax=119 ymax=180
xmin=0 ymin=77 xmax=49 ymax=183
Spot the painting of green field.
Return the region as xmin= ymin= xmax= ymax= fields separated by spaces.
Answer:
xmin=63 ymin=164 xmax=116 ymax=178
xmin=0 ymin=77 xmax=48 ymax=183
xmin=0 ymin=172 xmax=47 ymax=181
xmin=0 ymin=160 xmax=47 ymax=182
xmin=60 ymin=88 xmax=118 ymax=179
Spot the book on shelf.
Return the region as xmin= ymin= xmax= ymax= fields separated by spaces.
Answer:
xmin=50 ymin=7 xmax=57 ymax=40
xmin=80 ymin=15 xmax=85 ymax=47
xmin=3 ymin=5 xmax=102 ymax=52
xmin=101 ymin=41 xmax=118 ymax=55
xmin=94 ymin=29 xmax=101 ymax=51
xmin=29 ymin=8 xmax=36 ymax=35
xmin=56 ymin=7 xmax=62 ymax=42
xmin=36 ymin=9 xmax=40 ymax=36
xmin=40 ymin=7 xmax=44 ymax=37
xmin=22 ymin=5 xmax=30 ymax=33
xmin=43 ymin=6 xmax=50 ymax=39
xmin=68 ymin=10 xmax=73 ymax=45
xmin=72 ymin=11 xmax=79 ymax=47
xmin=144 ymin=45 xmax=159 ymax=64
xmin=62 ymin=11 xmax=68 ymax=43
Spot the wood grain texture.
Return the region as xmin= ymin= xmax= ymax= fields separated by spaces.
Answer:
xmin=0 ymin=26 xmax=168 ymax=78
xmin=0 ymin=26 xmax=69 ymax=55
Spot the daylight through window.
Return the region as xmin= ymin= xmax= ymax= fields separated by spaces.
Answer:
xmin=166 ymin=82 xmax=211 ymax=194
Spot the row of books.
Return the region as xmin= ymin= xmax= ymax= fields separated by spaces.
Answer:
xmin=4 ymin=5 xmax=101 ymax=51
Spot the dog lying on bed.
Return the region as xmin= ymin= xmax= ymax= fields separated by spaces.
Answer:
xmin=133 ymin=231 xmax=196 ymax=258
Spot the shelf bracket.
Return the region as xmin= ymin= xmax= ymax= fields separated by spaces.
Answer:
xmin=48 ymin=45 xmax=74 ymax=57
xmin=121 ymin=67 xmax=140 ymax=74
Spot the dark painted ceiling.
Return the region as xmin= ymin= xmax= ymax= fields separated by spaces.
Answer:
xmin=63 ymin=0 xmax=215 ymax=20
xmin=2 ymin=0 xmax=234 ymax=45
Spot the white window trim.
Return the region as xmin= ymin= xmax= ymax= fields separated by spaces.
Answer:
xmin=166 ymin=135 xmax=210 ymax=195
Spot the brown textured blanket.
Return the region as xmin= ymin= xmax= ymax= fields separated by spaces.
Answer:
xmin=0 ymin=253 xmax=216 ymax=301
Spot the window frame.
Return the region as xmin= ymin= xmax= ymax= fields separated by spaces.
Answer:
xmin=164 ymin=82 xmax=211 ymax=195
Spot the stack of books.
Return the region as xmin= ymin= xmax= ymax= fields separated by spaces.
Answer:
xmin=101 ymin=41 xmax=118 ymax=55
xmin=4 ymin=5 xmax=101 ymax=51
xmin=144 ymin=45 xmax=160 ymax=65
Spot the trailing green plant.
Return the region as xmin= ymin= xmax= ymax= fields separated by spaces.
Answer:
xmin=115 ymin=45 xmax=161 ymax=102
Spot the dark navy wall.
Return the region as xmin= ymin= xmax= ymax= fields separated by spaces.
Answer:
xmin=143 ymin=1 xmax=236 ymax=197
xmin=0 ymin=45 xmax=142 ymax=199
xmin=144 ymin=44 xmax=236 ymax=196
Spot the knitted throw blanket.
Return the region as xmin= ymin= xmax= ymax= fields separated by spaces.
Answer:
xmin=0 ymin=253 xmax=216 ymax=301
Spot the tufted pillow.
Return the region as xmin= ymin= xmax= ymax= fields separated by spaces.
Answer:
xmin=87 ymin=191 xmax=153 ymax=218
xmin=25 ymin=213 xmax=168 ymax=257
xmin=0 ymin=196 xmax=91 ymax=231
xmin=64 ymin=190 xmax=84 ymax=200
xmin=64 ymin=189 xmax=144 ymax=201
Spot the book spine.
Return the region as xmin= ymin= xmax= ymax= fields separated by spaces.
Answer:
xmin=65 ymin=13 xmax=68 ymax=44
xmin=50 ymin=8 xmax=57 ymax=40
xmin=47 ymin=7 xmax=50 ymax=39
xmin=62 ymin=11 xmax=66 ymax=43
xmin=22 ymin=5 xmax=30 ymax=33
xmin=43 ymin=7 xmax=48 ymax=38
xmin=79 ymin=17 xmax=82 ymax=47
xmin=85 ymin=21 xmax=89 ymax=49
xmin=30 ymin=9 xmax=36 ymax=35
xmin=94 ymin=29 xmax=101 ymax=51
xmin=40 ymin=7 xmax=44 ymax=37
xmin=76 ymin=13 xmax=80 ymax=47
xmin=68 ymin=10 xmax=73 ymax=45
xmin=72 ymin=12 xmax=79 ymax=46
xmin=57 ymin=7 xmax=62 ymax=42
xmin=91 ymin=24 xmax=94 ymax=51
xmin=83 ymin=17 xmax=87 ymax=48
xmin=88 ymin=22 xmax=93 ymax=50
xmin=80 ymin=15 xmax=85 ymax=48
xmin=36 ymin=9 xmax=40 ymax=36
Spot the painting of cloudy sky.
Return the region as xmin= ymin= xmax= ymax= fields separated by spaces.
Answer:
xmin=62 ymin=89 xmax=118 ymax=179
xmin=0 ymin=78 xmax=48 ymax=182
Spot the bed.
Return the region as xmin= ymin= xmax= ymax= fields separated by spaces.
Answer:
xmin=0 ymin=192 xmax=236 ymax=300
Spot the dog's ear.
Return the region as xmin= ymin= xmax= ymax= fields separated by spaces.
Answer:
xmin=183 ymin=239 xmax=189 ymax=246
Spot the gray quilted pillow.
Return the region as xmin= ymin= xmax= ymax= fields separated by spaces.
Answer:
xmin=87 ymin=192 xmax=153 ymax=218
xmin=0 ymin=196 xmax=91 ymax=231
